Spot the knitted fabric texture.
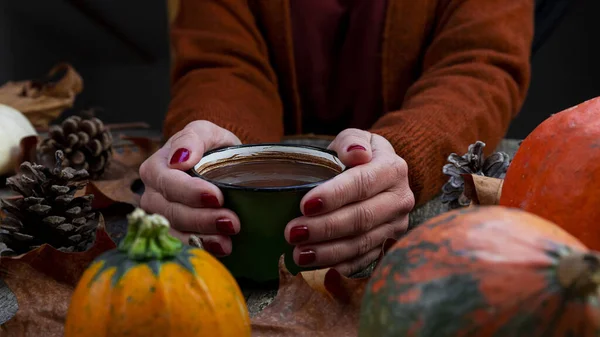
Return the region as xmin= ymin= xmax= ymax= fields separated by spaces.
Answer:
xmin=165 ymin=0 xmax=534 ymax=206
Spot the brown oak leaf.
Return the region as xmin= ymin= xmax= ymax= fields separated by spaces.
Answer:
xmin=251 ymin=237 xmax=397 ymax=337
xmin=0 ymin=214 xmax=116 ymax=336
xmin=251 ymin=257 xmax=370 ymax=337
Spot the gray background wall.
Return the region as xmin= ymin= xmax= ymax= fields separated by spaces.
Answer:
xmin=0 ymin=0 xmax=597 ymax=139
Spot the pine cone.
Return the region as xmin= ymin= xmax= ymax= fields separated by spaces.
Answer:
xmin=441 ymin=141 xmax=510 ymax=209
xmin=37 ymin=114 xmax=113 ymax=179
xmin=0 ymin=150 xmax=98 ymax=255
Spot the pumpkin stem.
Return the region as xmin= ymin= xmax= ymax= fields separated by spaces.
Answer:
xmin=557 ymin=252 xmax=600 ymax=296
xmin=118 ymin=208 xmax=183 ymax=260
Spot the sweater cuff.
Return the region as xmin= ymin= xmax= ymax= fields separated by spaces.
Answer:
xmin=370 ymin=121 xmax=447 ymax=206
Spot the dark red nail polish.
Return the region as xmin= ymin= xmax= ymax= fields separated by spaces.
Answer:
xmin=200 ymin=193 xmax=221 ymax=208
xmin=347 ymin=144 xmax=366 ymax=152
xmin=216 ymin=218 xmax=236 ymax=235
xmin=289 ymin=226 xmax=309 ymax=244
xmin=304 ymin=198 xmax=324 ymax=216
xmin=170 ymin=148 xmax=190 ymax=165
xmin=298 ymin=249 xmax=316 ymax=265
xmin=205 ymin=241 xmax=226 ymax=256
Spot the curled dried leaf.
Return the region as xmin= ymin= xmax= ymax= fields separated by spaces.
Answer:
xmin=462 ymin=174 xmax=504 ymax=206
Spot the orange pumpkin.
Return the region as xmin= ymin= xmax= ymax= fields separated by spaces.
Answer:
xmin=360 ymin=206 xmax=600 ymax=336
xmin=64 ymin=208 xmax=251 ymax=337
xmin=500 ymin=96 xmax=600 ymax=249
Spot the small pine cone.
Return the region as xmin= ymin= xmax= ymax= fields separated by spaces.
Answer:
xmin=441 ymin=141 xmax=510 ymax=209
xmin=0 ymin=150 xmax=99 ymax=255
xmin=37 ymin=112 xmax=113 ymax=179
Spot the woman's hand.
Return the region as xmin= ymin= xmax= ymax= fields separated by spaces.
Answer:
xmin=284 ymin=129 xmax=415 ymax=275
xmin=139 ymin=120 xmax=242 ymax=257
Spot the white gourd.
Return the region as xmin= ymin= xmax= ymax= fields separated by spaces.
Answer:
xmin=0 ymin=104 xmax=37 ymax=176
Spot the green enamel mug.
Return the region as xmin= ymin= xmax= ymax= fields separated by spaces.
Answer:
xmin=190 ymin=144 xmax=345 ymax=283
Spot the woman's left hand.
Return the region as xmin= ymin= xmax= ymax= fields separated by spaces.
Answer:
xmin=284 ymin=128 xmax=415 ymax=275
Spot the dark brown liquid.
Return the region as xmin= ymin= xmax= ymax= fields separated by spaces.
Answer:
xmin=201 ymin=160 xmax=339 ymax=187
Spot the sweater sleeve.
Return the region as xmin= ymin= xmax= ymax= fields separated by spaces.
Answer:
xmin=163 ymin=0 xmax=284 ymax=143
xmin=370 ymin=0 xmax=533 ymax=206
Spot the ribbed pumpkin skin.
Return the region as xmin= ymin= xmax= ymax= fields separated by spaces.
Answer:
xmin=359 ymin=206 xmax=600 ymax=337
xmin=500 ymin=96 xmax=600 ymax=250
xmin=64 ymin=246 xmax=251 ymax=337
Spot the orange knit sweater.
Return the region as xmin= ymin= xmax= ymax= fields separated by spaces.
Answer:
xmin=165 ymin=0 xmax=534 ymax=206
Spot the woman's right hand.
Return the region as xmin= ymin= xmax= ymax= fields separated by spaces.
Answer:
xmin=139 ymin=120 xmax=242 ymax=257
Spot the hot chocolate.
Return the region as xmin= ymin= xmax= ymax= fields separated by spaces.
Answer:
xmin=200 ymin=159 xmax=340 ymax=187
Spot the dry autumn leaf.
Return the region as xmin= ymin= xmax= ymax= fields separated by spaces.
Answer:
xmin=0 ymin=214 xmax=116 ymax=336
xmin=252 ymin=239 xmax=397 ymax=337
xmin=0 ymin=63 xmax=83 ymax=129
xmin=251 ymin=256 xmax=369 ymax=337
xmin=84 ymin=135 xmax=160 ymax=209
xmin=462 ymin=174 xmax=504 ymax=206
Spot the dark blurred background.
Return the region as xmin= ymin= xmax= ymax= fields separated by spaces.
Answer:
xmin=0 ymin=0 xmax=597 ymax=139
xmin=0 ymin=0 xmax=172 ymax=130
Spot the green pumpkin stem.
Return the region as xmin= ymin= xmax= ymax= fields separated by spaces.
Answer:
xmin=118 ymin=208 xmax=183 ymax=260
xmin=557 ymin=252 xmax=600 ymax=296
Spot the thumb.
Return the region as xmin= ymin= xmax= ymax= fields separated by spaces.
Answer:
xmin=167 ymin=121 xmax=241 ymax=171
xmin=328 ymin=128 xmax=373 ymax=168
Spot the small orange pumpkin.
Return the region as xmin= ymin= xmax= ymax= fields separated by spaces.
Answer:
xmin=500 ymin=96 xmax=600 ymax=249
xmin=64 ymin=208 xmax=251 ymax=337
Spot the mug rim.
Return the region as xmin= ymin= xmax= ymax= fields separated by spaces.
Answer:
xmin=188 ymin=143 xmax=344 ymax=192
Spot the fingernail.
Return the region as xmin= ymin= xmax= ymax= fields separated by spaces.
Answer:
xmin=200 ymin=193 xmax=221 ymax=208
xmin=304 ymin=198 xmax=324 ymax=216
xmin=298 ymin=249 xmax=316 ymax=265
xmin=205 ymin=241 xmax=226 ymax=256
xmin=170 ymin=148 xmax=190 ymax=165
xmin=347 ymin=144 xmax=366 ymax=152
xmin=289 ymin=226 xmax=309 ymax=244
xmin=216 ymin=218 xmax=236 ymax=235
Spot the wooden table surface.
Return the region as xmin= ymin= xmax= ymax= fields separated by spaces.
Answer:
xmin=0 ymin=129 xmax=521 ymax=322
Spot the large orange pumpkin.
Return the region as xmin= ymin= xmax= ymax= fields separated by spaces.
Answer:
xmin=500 ymin=96 xmax=600 ymax=249
xmin=64 ymin=208 xmax=251 ymax=337
xmin=359 ymin=206 xmax=600 ymax=336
